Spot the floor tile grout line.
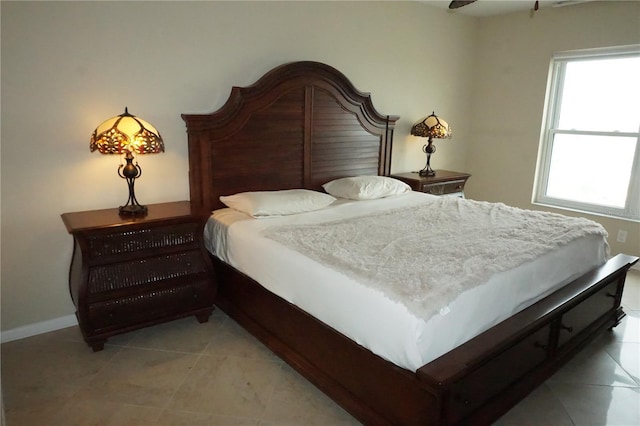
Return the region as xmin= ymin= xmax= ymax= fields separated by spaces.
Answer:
xmin=161 ymin=314 xmax=233 ymax=414
xmin=4 ymin=336 xmax=126 ymax=424
xmin=545 ymin=382 xmax=583 ymax=426
xmin=107 ymin=343 xmax=209 ymax=356
xmin=161 ymin=314 xmax=287 ymax=422
xmin=603 ymin=342 xmax=640 ymax=388
xmin=70 ymin=326 xmax=223 ymax=421
xmin=160 ymin=350 xmax=208 ymax=413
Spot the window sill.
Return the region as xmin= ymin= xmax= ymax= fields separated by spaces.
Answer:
xmin=532 ymin=201 xmax=640 ymax=223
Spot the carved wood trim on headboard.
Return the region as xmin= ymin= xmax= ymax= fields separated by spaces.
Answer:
xmin=182 ymin=61 xmax=400 ymax=215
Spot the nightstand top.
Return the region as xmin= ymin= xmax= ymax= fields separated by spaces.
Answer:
xmin=391 ymin=170 xmax=471 ymax=183
xmin=61 ymin=201 xmax=195 ymax=233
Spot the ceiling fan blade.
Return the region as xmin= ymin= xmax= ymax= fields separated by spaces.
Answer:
xmin=449 ymin=0 xmax=478 ymax=9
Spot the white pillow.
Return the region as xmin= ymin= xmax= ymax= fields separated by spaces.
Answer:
xmin=322 ymin=176 xmax=411 ymax=200
xmin=219 ymin=189 xmax=336 ymax=218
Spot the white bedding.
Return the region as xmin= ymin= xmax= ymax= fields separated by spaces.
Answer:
xmin=205 ymin=192 xmax=609 ymax=372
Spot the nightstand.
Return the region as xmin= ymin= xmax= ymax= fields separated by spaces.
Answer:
xmin=61 ymin=201 xmax=216 ymax=351
xmin=391 ymin=170 xmax=471 ymax=197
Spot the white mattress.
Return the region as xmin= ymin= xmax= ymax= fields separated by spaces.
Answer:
xmin=205 ymin=192 xmax=608 ymax=372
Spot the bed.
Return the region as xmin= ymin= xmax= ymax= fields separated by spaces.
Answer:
xmin=182 ymin=61 xmax=638 ymax=425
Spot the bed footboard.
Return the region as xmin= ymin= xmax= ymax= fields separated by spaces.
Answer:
xmin=418 ymin=253 xmax=638 ymax=424
xmin=213 ymin=253 xmax=636 ymax=425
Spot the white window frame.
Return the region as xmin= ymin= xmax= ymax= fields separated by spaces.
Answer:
xmin=533 ymin=45 xmax=640 ymax=222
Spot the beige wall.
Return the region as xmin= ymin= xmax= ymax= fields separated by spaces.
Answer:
xmin=1 ymin=1 xmax=638 ymax=334
xmin=0 ymin=1 xmax=477 ymax=332
xmin=465 ymin=0 xmax=640 ymax=258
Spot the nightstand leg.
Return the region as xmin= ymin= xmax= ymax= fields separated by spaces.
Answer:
xmin=195 ymin=309 xmax=214 ymax=323
xmin=90 ymin=340 xmax=106 ymax=352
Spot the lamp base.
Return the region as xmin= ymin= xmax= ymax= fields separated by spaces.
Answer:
xmin=418 ymin=142 xmax=436 ymax=177
xmin=118 ymin=152 xmax=147 ymax=218
xmin=119 ymin=204 xmax=148 ymax=217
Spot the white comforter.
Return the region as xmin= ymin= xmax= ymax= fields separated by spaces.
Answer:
xmin=205 ymin=192 xmax=609 ymax=371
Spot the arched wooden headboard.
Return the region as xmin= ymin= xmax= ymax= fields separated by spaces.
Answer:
xmin=182 ymin=61 xmax=400 ymax=214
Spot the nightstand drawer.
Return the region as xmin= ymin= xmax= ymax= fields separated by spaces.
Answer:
xmin=391 ymin=171 xmax=470 ymax=197
xmin=88 ymin=278 xmax=213 ymax=331
xmin=421 ymin=179 xmax=466 ymax=195
xmin=87 ymin=250 xmax=209 ymax=295
xmin=87 ymin=222 xmax=200 ymax=259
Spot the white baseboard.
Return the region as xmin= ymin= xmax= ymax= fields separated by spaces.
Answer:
xmin=1 ymin=314 xmax=78 ymax=344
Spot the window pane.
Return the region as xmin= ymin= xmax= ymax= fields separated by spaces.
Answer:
xmin=546 ymin=134 xmax=636 ymax=208
xmin=558 ymin=57 xmax=640 ymax=132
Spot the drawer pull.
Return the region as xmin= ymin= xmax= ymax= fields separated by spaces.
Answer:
xmin=534 ymin=342 xmax=548 ymax=351
xmin=606 ymin=292 xmax=617 ymax=298
xmin=454 ymin=394 xmax=470 ymax=405
xmin=560 ymin=323 xmax=573 ymax=333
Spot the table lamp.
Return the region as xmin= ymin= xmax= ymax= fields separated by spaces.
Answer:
xmin=90 ymin=107 xmax=164 ymax=216
xmin=410 ymin=112 xmax=452 ymax=177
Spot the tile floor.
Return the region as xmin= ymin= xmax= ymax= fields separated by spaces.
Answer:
xmin=1 ymin=270 xmax=639 ymax=426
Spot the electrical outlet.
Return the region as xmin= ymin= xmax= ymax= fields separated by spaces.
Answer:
xmin=617 ymin=230 xmax=627 ymax=243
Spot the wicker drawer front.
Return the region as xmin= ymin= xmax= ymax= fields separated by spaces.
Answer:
xmin=88 ymin=222 xmax=199 ymax=258
xmin=88 ymin=251 xmax=208 ymax=294
xmin=88 ymin=280 xmax=212 ymax=331
xmin=441 ymin=180 xmax=466 ymax=194
xmin=558 ymin=280 xmax=619 ymax=347
xmin=420 ymin=182 xmax=444 ymax=195
xmin=448 ymin=324 xmax=551 ymax=424
xmin=420 ymin=180 xmax=466 ymax=195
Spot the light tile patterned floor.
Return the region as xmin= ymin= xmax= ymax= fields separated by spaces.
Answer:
xmin=2 ymin=270 xmax=639 ymax=425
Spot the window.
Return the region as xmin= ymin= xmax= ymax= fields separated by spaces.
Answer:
xmin=534 ymin=45 xmax=640 ymax=221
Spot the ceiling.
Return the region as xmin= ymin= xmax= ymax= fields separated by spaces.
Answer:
xmin=422 ymin=0 xmax=594 ymax=17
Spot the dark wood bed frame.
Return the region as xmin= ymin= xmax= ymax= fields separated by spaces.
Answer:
xmin=182 ymin=61 xmax=639 ymax=425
